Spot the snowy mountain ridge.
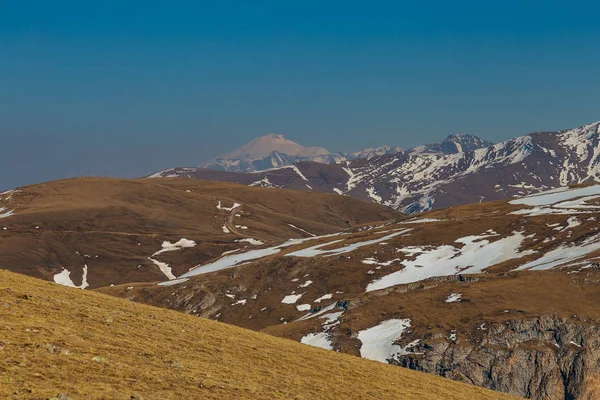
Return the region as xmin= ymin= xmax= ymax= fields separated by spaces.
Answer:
xmin=149 ymin=120 xmax=600 ymax=214
xmin=197 ymin=132 xmax=486 ymax=173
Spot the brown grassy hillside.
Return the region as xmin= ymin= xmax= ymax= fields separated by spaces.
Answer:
xmin=0 ymin=270 xmax=519 ymax=400
xmin=0 ymin=177 xmax=397 ymax=288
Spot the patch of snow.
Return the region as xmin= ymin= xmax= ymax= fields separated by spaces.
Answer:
xmin=296 ymin=302 xmax=338 ymax=322
xmin=400 ymin=218 xmax=444 ymax=224
xmin=367 ymin=231 xmax=536 ymax=292
xmin=298 ymin=280 xmax=313 ymax=288
xmin=235 ymin=238 xmax=264 ymax=245
xmin=562 ymin=216 xmax=581 ymax=230
xmin=217 ymin=201 xmax=242 ymax=211
xmin=250 ymin=177 xmax=277 ymax=188
xmin=0 ymin=207 xmax=14 ymax=218
xmin=516 ymin=233 xmax=600 ymax=271
xmin=53 ymin=265 xmax=89 ymax=289
xmin=282 ymin=294 xmax=303 ymax=304
xmin=221 ymin=249 xmax=241 ymax=256
xmin=148 ymin=258 xmax=176 ymax=280
xmin=366 ymin=187 xmax=382 ymax=203
xmin=320 ymin=311 xmax=344 ymax=327
xmin=177 ymin=231 xmax=346 ymax=280
xmin=152 ymin=238 xmax=197 ymax=256
xmin=296 ymin=304 xmax=312 ymax=311
xmin=301 ymin=332 xmax=333 ymax=350
xmin=509 ymin=207 xmax=585 ymax=216
xmin=288 ymin=223 xmax=316 ymax=237
xmin=313 ymin=294 xmax=333 ymax=303
xmin=445 ymin=293 xmax=462 ymax=303
xmin=287 ymin=229 xmax=410 ymax=258
xmin=357 ymin=319 xmax=413 ymax=363
xmin=157 ymin=278 xmax=189 ymax=286
xmin=510 ymin=185 xmax=600 ymax=206
xmin=362 ymin=257 xmax=400 ymax=266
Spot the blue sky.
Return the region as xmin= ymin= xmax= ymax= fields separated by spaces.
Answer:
xmin=1 ymin=0 xmax=600 ymax=188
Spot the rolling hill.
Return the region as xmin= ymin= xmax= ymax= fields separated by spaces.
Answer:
xmin=5 ymin=175 xmax=600 ymax=398
xmin=101 ymin=183 xmax=600 ymax=399
xmin=0 ymin=177 xmax=397 ymax=288
xmin=0 ymin=269 xmax=519 ymax=400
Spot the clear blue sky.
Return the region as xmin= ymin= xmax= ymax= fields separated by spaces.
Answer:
xmin=1 ymin=0 xmax=599 ymax=189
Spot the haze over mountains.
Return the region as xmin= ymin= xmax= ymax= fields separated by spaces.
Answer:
xmin=152 ymin=120 xmax=600 ymax=213
xmin=197 ymin=132 xmax=490 ymax=173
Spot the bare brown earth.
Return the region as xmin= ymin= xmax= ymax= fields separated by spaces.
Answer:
xmin=5 ymin=177 xmax=600 ymax=398
xmin=98 ymin=183 xmax=600 ymax=399
xmin=0 ymin=270 xmax=520 ymax=400
xmin=0 ymin=177 xmax=398 ymax=288
xmin=101 ymin=192 xmax=600 ymax=334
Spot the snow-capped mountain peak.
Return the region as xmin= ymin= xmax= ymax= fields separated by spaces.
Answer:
xmin=216 ymin=134 xmax=330 ymax=160
xmin=409 ymin=134 xmax=494 ymax=155
xmin=149 ymin=120 xmax=600 ymax=215
xmin=195 ymin=131 xmax=493 ymax=173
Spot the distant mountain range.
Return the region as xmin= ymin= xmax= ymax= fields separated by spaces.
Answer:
xmin=6 ymin=131 xmax=600 ymax=399
xmin=149 ymin=120 xmax=600 ymax=213
xmin=196 ymin=133 xmax=402 ymax=172
xmin=194 ymin=132 xmax=491 ymax=173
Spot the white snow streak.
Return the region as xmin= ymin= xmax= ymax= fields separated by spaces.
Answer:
xmin=148 ymin=257 xmax=177 ymax=280
xmin=367 ymin=231 xmax=536 ymax=292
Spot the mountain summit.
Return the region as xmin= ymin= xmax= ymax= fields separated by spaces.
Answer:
xmin=409 ymin=134 xmax=494 ymax=154
xmin=217 ymin=134 xmax=330 ymax=159
xmin=150 ymin=120 xmax=600 ymax=214
xmin=199 ymin=133 xmax=406 ymax=172
xmin=200 ymin=134 xmax=336 ymax=172
xmin=195 ymin=132 xmax=491 ymax=173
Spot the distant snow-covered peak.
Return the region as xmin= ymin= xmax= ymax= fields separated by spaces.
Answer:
xmin=346 ymin=145 xmax=404 ymax=160
xmin=215 ymin=134 xmax=330 ymax=160
xmin=409 ymin=134 xmax=494 ymax=155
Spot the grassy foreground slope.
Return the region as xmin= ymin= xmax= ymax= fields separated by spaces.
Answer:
xmin=0 ymin=271 xmax=519 ymax=400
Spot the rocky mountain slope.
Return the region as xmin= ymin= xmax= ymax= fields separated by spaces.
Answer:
xmin=196 ymin=133 xmax=406 ymax=173
xmin=152 ymin=121 xmax=600 ymax=213
xmin=0 ymin=178 xmax=396 ymax=288
xmin=100 ymin=184 xmax=600 ymax=399
xmin=192 ymin=131 xmax=491 ymax=174
xmin=409 ymin=133 xmax=493 ymax=155
xmin=0 ymin=270 xmax=519 ymax=400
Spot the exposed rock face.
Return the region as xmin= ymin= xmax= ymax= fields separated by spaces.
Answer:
xmin=397 ymin=316 xmax=600 ymax=400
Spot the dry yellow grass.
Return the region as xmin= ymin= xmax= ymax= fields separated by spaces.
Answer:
xmin=0 ymin=270 xmax=520 ymax=400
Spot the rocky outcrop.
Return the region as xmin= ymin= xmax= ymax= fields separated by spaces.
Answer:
xmin=397 ymin=316 xmax=600 ymax=400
